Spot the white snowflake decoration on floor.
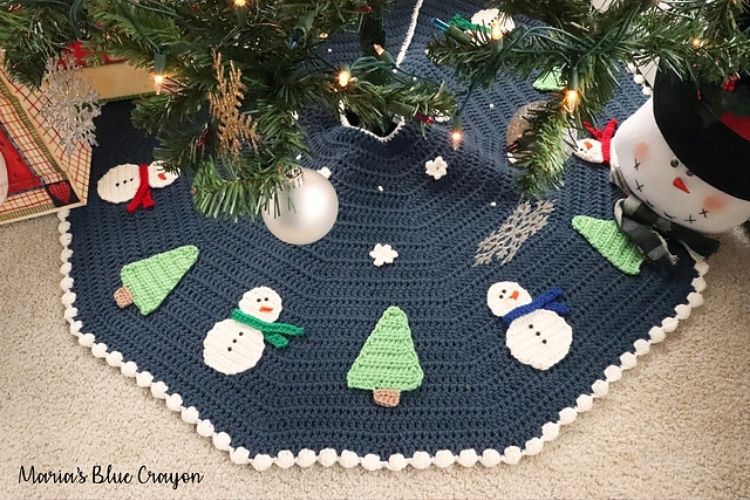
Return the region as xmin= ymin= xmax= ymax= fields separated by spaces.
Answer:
xmin=474 ymin=200 xmax=556 ymax=266
xmin=40 ymin=53 xmax=101 ymax=154
xmin=369 ymin=243 xmax=398 ymax=267
xmin=425 ymin=156 xmax=448 ymax=180
xmin=318 ymin=167 xmax=332 ymax=179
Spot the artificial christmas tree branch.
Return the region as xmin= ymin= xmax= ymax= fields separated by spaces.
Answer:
xmin=428 ymin=0 xmax=749 ymax=194
xmin=0 ymin=0 xmax=457 ymax=219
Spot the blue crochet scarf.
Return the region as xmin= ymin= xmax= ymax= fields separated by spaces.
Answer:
xmin=501 ymin=288 xmax=570 ymax=325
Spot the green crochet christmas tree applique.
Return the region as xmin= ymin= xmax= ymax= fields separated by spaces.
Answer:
xmin=533 ymin=68 xmax=565 ymax=92
xmin=347 ymin=306 xmax=423 ymax=408
xmin=572 ymin=216 xmax=644 ymax=275
xmin=114 ymin=245 xmax=200 ymax=315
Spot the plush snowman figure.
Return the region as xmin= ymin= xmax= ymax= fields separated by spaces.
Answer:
xmin=97 ymin=161 xmax=179 ymax=210
xmin=613 ymin=99 xmax=750 ymax=234
xmin=203 ymin=287 xmax=304 ymax=375
xmin=611 ymin=72 xmax=750 ymax=235
xmin=487 ymin=281 xmax=573 ymax=371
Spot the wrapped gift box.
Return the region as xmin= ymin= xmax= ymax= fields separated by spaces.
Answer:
xmin=0 ymin=65 xmax=92 ymax=224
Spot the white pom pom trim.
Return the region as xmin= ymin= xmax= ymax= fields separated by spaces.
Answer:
xmin=57 ymin=178 xmax=710 ymax=469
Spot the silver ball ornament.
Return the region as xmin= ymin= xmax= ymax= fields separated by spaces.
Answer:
xmin=262 ymin=167 xmax=339 ymax=245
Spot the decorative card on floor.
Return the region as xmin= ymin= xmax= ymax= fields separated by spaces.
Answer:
xmin=59 ymin=1 xmax=707 ymax=471
xmin=0 ymin=64 xmax=91 ymax=224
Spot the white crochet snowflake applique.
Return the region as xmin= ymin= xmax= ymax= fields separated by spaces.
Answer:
xmin=370 ymin=244 xmax=398 ymax=267
xmin=425 ymin=156 xmax=448 ymax=180
xmin=318 ymin=167 xmax=332 ymax=179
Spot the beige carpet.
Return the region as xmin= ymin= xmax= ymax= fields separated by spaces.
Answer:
xmin=0 ymin=213 xmax=748 ymax=499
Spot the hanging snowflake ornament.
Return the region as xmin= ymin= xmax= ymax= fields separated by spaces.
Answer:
xmin=425 ymin=156 xmax=448 ymax=180
xmin=369 ymin=243 xmax=398 ymax=267
xmin=40 ymin=53 xmax=101 ymax=154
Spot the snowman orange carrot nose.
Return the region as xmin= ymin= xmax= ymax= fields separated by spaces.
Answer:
xmin=673 ymin=177 xmax=690 ymax=194
xmin=260 ymin=305 xmax=274 ymax=313
xmin=510 ymin=290 xmax=519 ymax=300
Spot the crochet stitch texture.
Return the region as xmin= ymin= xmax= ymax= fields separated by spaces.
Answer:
xmin=66 ymin=0 xmax=698 ymax=459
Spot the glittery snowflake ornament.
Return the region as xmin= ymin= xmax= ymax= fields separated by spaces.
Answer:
xmin=40 ymin=53 xmax=101 ymax=154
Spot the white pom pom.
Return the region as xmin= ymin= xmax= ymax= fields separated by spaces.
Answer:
xmin=662 ymin=317 xmax=679 ymax=333
xmin=252 ymin=454 xmax=273 ymax=471
xmin=106 ymin=351 xmax=123 ymax=367
xmin=297 ymin=449 xmax=317 ymax=468
xmin=458 ymin=449 xmax=478 ymax=467
xmin=592 ymin=380 xmax=609 ymax=398
xmin=78 ymin=333 xmax=95 ymax=347
xmin=62 ymin=291 xmax=76 ymax=307
xmin=319 ymin=449 xmax=338 ymax=467
xmin=60 ymin=276 xmax=74 ymax=291
xmin=58 ymin=221 xmax=71 ymax=233
xmin=150 ymin=381 xmax=168 ymax=399
xmin=434 ymin=450 xmax=455 ymax=469
xmin=642 ymin=86 xmax=653 ymax=96
xmin=61 ymin=250 xmax=73 ymax=264
xmin=166 ymin=393 xmax=183 ymax=411
xmin=120 ymin=361 xmax=138 ymax=378
xmin=230 ymin=447 xmax=250 ymax=465
xmin=576 ymin=394 xmax=594 ymax=412
xmin=64 ymin=307 xmax=78 ymax=321
xmin=59 ymin=233 xmax=72 ymax=247
xmin=276 ymin=450 xmax=295 ymax=469
xmin=694 ymin=260 xmax=709 ymax=276
xmin=503 ymin=446 xmax=522 ymax=465
xmin=604 ymin=365 xmax=622 ymax=382
xmin=317 ymin=167 xmax=332 ymax=179
xmin=524 ymin=438 xmax=544 ymax=456
xmin=633 ymin=74 xmax=645 ymax=84
xmin=688 ymin=292 xmax=704 ymax=308
xmin=57 ymin=209 xmax=70 ymax=221
xmin=626 ymin=63 xmax=636 ymax=72
xmin=620 ymin=352 xmax=638 ymax=370
xmin=196 ymin=419 xmax=214 ymax=437
xmin=541 ymin=422 xmax=560 ymax=441
xmin=649 ymin=326 xmax=666 ymax=343
xmin=60 ymin=262 xmax=72 ymax=275
xmin=339 ymin=450 xmax=360 ymax=469
xmin=387 ymin=453 xmax=408 ymax=471
xmin=634 ymin=339 xmax=651 ymax=356
xmin=181 ymin=406 xmax=199 ymax=424
xmin=481 ymin=449 xmax=502 ymax=467
xmin=69 ymin=320 xmax=82 ymax=336
xmin=135 ymin=371 xmax=153 ymax=387
xmin=691 ymin=277 xmax=707 ymax=293
xmin=212 ymin=432 xmax=231 ymax=451
xmin=559 ymin=407 xmax=578 ymax=425
xmin=675 ymin=304 xmax=691 ymax=320
xmin=91 ymin=343 xmax=108 ymax=358
xmin=411 ymin=451 xmax=432 ymax=470
xmin=361 ymin=454 xmax=382 ymax=471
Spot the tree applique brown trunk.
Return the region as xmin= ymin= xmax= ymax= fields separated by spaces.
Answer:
xmin=113 ymin=286 xmax=133 ymax=308
xmin=373 ymin=389 xmax=400 ymax=408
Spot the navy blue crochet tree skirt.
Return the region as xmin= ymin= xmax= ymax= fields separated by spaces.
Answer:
xmin=60 ymin=0 xmax=707 ymax=470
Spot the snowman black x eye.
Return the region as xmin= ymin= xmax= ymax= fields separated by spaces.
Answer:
xmin=686 ymin=170 xmax=694 ymax=177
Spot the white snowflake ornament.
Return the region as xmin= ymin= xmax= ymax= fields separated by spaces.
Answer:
xmin=425 ymin=156 xmax=448 ymax=180
xmin=369 ymin=244 xmax=398 ymax=267
xmin=470 ymin=9 xmax=515 ymax=34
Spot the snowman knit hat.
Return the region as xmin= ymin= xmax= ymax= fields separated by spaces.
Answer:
xmin=653 ymin=69 xmax=750 ymax=202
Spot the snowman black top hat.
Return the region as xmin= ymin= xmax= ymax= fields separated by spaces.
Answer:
xmin=653 ymin=69 xmax=750 ymax=202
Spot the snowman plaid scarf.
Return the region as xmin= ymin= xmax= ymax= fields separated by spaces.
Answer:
xmin=610 ymin=168 xmax=720 ymax=268
xmin=230 ymin=309 xmax=304 ymax=348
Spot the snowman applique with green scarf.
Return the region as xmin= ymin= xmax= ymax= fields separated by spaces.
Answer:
xmin=203 ymin=287 xmax=304 ymax=375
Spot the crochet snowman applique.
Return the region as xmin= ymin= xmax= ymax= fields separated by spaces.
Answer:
xmin=202 ymin=287 xmax=304 ymax=375
xmin=97 ymin=161 xmax=179 ymax=212
xmin=487 ymin=281 xmax=573 ymax=371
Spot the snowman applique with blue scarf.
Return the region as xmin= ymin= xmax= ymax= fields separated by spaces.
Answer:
xmin=487 ymin=282 xmax=573 ymax=370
